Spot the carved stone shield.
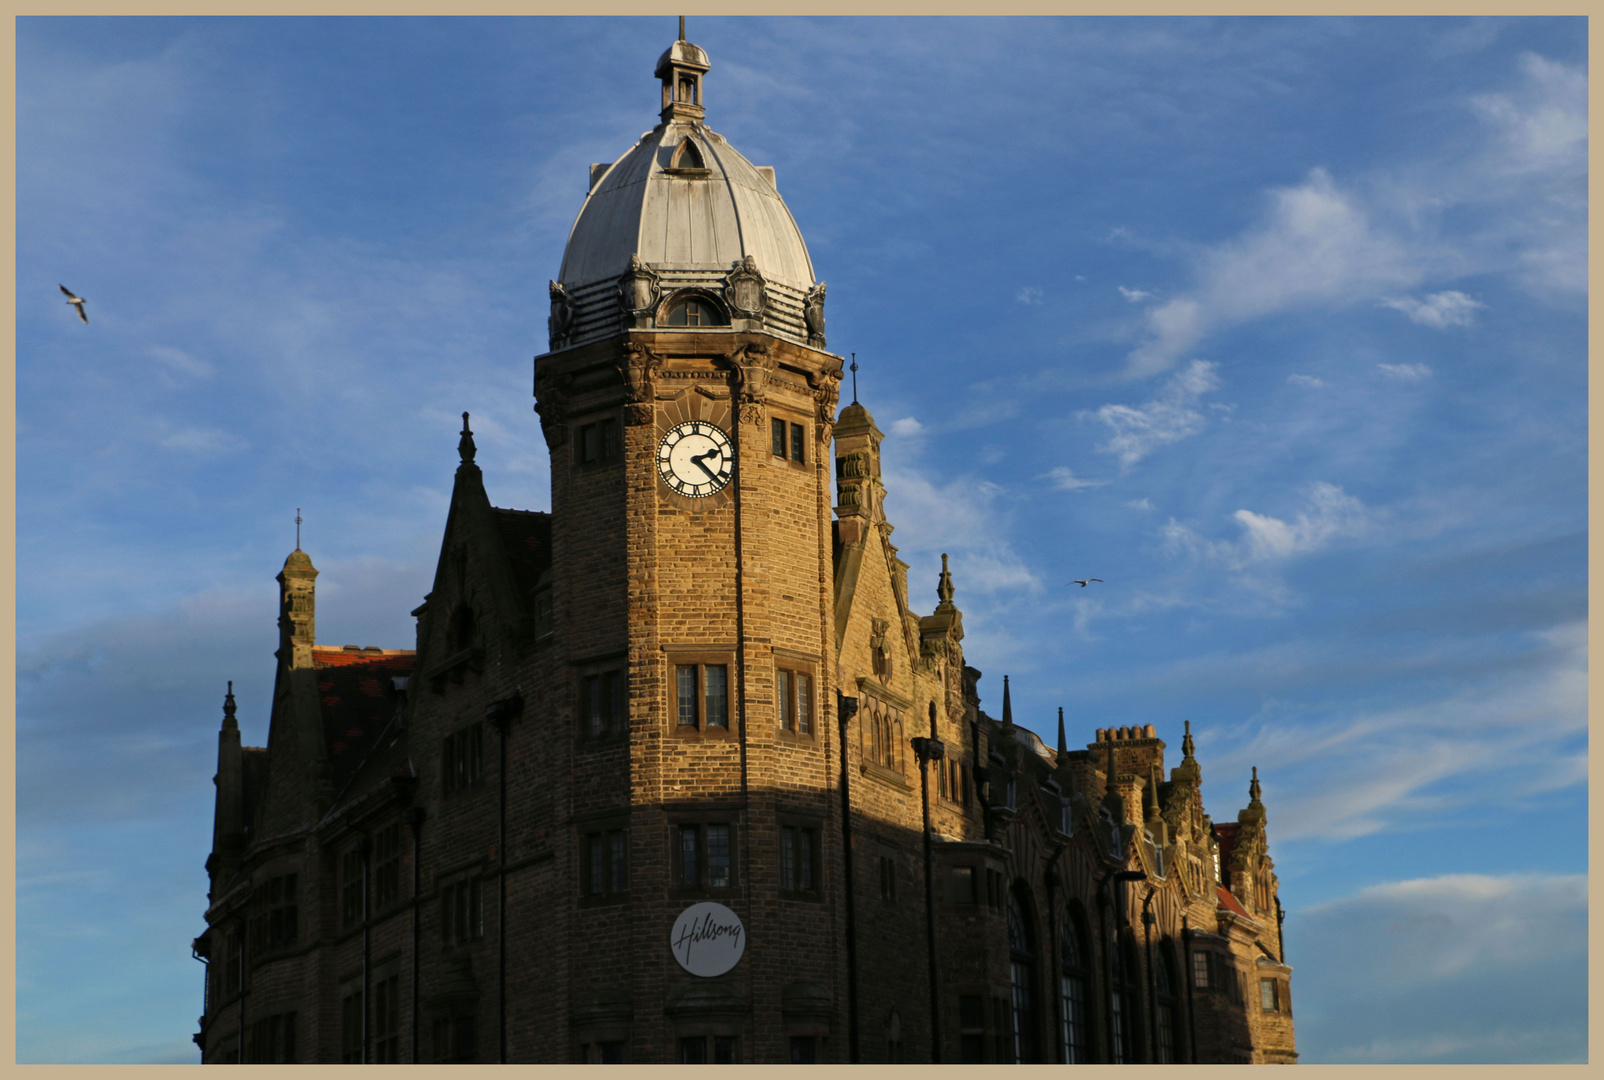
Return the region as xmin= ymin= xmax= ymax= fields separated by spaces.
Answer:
xmin=723 ymin=255 xmax=767 ymax=319
xmin=547 ymin=280 xmax=575 ymax=350
xmin=617 ymin=254 xmax=661 ymax=317
xmin=803 ymin=281 xmax=827 ymax=348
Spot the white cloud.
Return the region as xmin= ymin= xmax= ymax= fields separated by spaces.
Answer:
xmin=1088 ymin=359 xmax=1222 ymax=470
xmin=1470 ymin=52 xmax=1587 ymax=179
xmin=1287 ymin=373 xmax=1326 ymax=388
xmin=1125 ymin=169 xmax=1417 ymax=377
xmin=1126 ymin=498 xmax=1154 ymax=511
xmin=1379 ymin=290 xmax=1483 ymax=328
xmin=889 ymin=416 xmax=924 ymax=438
xmin=1015 ymin=285 xmax=1043 ymax=305
xmin=147 ymin=344 xmax=212 ymax=382
xmin=1292 ymin=872 xmax=1586 ymax=1062
xmin=1117 ymin=285 xmax=1152 ymax=303
xmin=1163 ymin=481 xmax=1371 ymax=572
xmin=156 ymin=426 xmax=246 ymax=455
xmin=1042 ymin=466 xmax=1107 ymax=491
xmin=1376 ymin=362 xmax=1432 ymax=382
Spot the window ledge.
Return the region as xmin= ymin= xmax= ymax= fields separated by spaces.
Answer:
xmin=862 ymin=761 xmax=912 ymax=791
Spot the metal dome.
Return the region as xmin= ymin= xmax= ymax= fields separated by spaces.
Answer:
xmin=545 ymin=37 xmax=824 ymax=353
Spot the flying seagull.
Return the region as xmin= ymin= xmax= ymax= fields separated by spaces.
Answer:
xmin=59 ymin=285 xmax=88 ymax=323
xmin=1069 ymin=578 xmax=1103 ymax=587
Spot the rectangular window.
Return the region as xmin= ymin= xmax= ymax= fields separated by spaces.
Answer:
xmin=677 ymin=822 xmax=734 ymax=890
xmin=790 ymin=423 xmax=805 ymax=463
xmin=680 ymin=825 xmax=700 ymax=888
xmin=780 ymin=826 xmax=818 ymax=893
xmin=443 ymin=723 xmax=484 ymax=793
xmin=442 ymin=878 xmax=483 ymax=945
xmin=374 ymin=824 xmax=402 ymax=911
xmin=534 ymin=588 xmax=554 ymax=638
xmin=987 ymin=868 xmax=1004 ymax=910
xmin=341 ymin=991 xmax=364 ymax=1063
xmin=374 ymin=977 xmax=401 ymax=1063
xmin=674 ymin=661 xmax=732 ymax=731
xmin=433 ymin=1015 xmax=477 ymax=1063
xmin=1260 ymin=977 xmax=1280 ymax=1012
xmin=577 ymin=418 xmax=619 ymax=465
xmin=582 ymin=671 xmax=625 ymax=739
xmin=247 ymin=1011 xmax=297 ymax=1063
xmin=958 ymin=995 xmax=985 ymax=1063
xmin=992 ymin=996 xmax=1011 ymax=1065
xmin=1192 ymin=950 xmax=1210 ymax=989
xmin=251 ymin=873 xmax=299 ymax=952
xmin=680 ymin=1037 xmax=707 ymax=1064
xmin=707 ymin=824 xmax=731 ymax=888
xmin=584 ymin=1040 xmax=625 ymax=1064
xmin=952 ymin=866 xmax=976 ymax=905
xmin=584 ymin=828 xmax=628 ymax=896
xmin=879 ymin=855 xmax=897 ymax=902
xmin=772 ymin=417 xmax=787 ymax=457
xmin=776 ymin=667 xmax=814 ymax=735
xmin=704 ymin=665 xmax=728 ymax=727
xmin=789 ymin=1036 xmax=816 ymax=1063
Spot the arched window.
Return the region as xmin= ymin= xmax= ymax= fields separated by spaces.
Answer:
xmin=1059 ymin=909 xmax=1091 ymax=1063
xmin=1110 ymin=936 xmax=1142 ymax=1063
xmin=1007 ymin=888 xmax=1040 ymax=1063
xmin=884 ymin=1009 xmax=904 ymax=1063
xmin=671 ymin=138 xmax=704 ymax=169
xmin=660 ymin=294 xmax=727 ymax=327
xmin=1155 ymin=943 xmax=1180 ymax=1063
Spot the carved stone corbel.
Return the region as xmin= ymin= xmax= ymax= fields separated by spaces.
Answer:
xmin=617 ymin=254 xmax=661 ymax=328
xmin=729 ymin=342 xmax=775 ymax=426
xmin=803 ymin=281 xmax=827 ymax=349
xmin=807 ymin=366 xmax=843 ymax=443
xmin=534 ymin=370 xmax=574 ymax=449
xmin=723 ymin=255 xmax=767 ymax=323
xmin=547 ymin=280 xmax=575 ymax=350
xmin=618 ymin=342 xmax=664 ymax=426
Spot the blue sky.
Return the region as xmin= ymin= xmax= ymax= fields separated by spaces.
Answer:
xmin=16 ymin=16 xmax=1586 ymax=1064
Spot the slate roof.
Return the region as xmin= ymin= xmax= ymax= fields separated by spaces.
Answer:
xmin=491 ymin=508 xmax=553 ymax=599
xmin=312 ymin=648 xmax=416 ymax=788
xmin=1216 ymin=884 xmax=1257 ymax=924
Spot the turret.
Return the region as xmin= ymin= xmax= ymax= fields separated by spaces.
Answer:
xmin=276 ymin=546 xmax=318 ymax=671
xmin=208 ymin=682 xmax=245 ymax=899
xmin=833 ymin=401 xmax=886 ymax=544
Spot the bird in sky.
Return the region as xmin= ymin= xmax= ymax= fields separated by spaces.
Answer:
xmin=1070 ymin=578 xmax=1103 ymax=587
xmin=59 ymin=285 xmax=88 ymax=323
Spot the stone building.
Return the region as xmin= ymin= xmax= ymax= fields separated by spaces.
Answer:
xmin=194 ymin=31 xmax=1296 ymax=1066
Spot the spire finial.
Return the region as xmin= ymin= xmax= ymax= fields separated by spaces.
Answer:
xmin=1250 ymin=765 xmax=1262 ymax=804
xmin=295 ymin=509 xmax=301 ymax=550
xmin=1001 ymin=675 xmax=1013 ymax=727
xmin=222 ymin=680 xmax=238 ymax=730
xmin=679 ymin=15 xmax=685 ymax=41
xmin=1182 ymin=719 xmax=1196 ymax=762
xmin=1056 ymin=706 xmax=1067 ymax=755
xmin=850 ymin=353 xmax=859 ymax=404
xmin=458 ymin=411 xmax=477 ymax=464
xmin=937 ymin=552 xmax=955 ymax=607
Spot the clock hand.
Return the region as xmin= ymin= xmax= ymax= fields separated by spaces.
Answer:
xmin=691 ymin=450 xmax=721 ymax=480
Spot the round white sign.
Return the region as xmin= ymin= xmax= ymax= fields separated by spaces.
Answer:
xmin=670 ymin=901 xmax=746 ymax=977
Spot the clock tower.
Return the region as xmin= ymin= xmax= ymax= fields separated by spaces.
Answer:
xmin=533 ymin=32 xmax=846 ymax=1059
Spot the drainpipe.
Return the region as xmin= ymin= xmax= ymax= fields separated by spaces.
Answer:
xmin=1182 ymin=916 xmax=1198 ymax=1063
xmin=405 ymin=806 xmax=426 ymax=1063
xmin=1142 ymin=886 xmax=1158 ymax=1061
xmin=359 ymin=834 xmax=373 ymax=1064
xmin=1043 ymin=864 xmax=1062 ymax=1063
xmin=911 ymin=734 xmax=945 ymax=1063
xmin=836 ymin=691 xmax=861 ymax=1062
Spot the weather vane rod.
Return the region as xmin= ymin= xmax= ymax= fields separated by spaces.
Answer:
xmin=679 ymin=15 xmax=685 ymax=41
xmin=850 ymin=353 xmax=859 ymax=403
xmin=295 ymin=508 xmax=302 ymax=550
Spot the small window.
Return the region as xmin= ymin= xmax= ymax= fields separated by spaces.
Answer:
xmin=958 ymin=995 xmax=985 ymax=1063
xmin=582 ymin=1040 xmax=626 ymax=1064
xmin=789 ymin=1036 xmax=816 ymax=1064
xmin=1193 ymin=950 xmax=1211 ymax=989
xmin=576 ymin=418 xmax=620 ymax=465
xmin=1260 ymin=977 xmax=1280 ymax=1012
xmin=780 ymin=826 xmax=819 ymax=893
xmin=776 ymin=667 xmax=813 ymax=735
xmin=341 ymin=991 xmax=364 ymax=1063
xmin=987 ymin=868 xmax=1005 ymax=910
xmin=533 ymin=587 xmax=554 ymax=639
xmin=662 ymin=296 xmax=728 ymax=327
xmin=676 ymin=822 xmax=734 ymax=890
xmin=790 ymin=423 xmax=805 ymax=463
xmin=679 ymin=1035 xmax=736 ymax=1063
xmin=674 ymin=662 xmax=730 ymax=730
xmin=583 ymin=828 xmax=628 ymax=897
xmin=442 ymin=877 xmax=483 ymax=945
xmin=374 ymin=823 xmax=402 ymax=911
xmin=582 ymin=671 xmax=626 ymax=740
xmin=373 ymin=977 xmax=401 ymax=1063
xmin=771 ymin=418 xmax=786 ymax=457
xmin=443 ymin=723 xmax=485 ymax=792
xmin=251 ymin=873 xmax=299 ymax=952
xmin=879 ymin=855 xmax=897 ymax=902
xmin=952 ymin=866 xmax=976 ymax=905
xmin=247 ymin=1011 xmax=297 ymax=1063
xmin=432 ymin=1015 xmax=477 ymax=1063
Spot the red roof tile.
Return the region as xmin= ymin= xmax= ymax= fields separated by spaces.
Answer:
xmin=311 ymin=649 xmax=416 ymax=786
xmin=1216 ymin=884 xmax=1256 ymax=923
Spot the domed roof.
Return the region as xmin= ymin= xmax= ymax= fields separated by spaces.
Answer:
xmin=558 ymin=122 xmax=815 ymax=293
xmin=545 ymin=37 xmax=824 ymax=353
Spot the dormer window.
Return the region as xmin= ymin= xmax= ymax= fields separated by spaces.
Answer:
xmin=669 ymin=139 xmax=706 ymax=172
xmin=661 ymin=295 xmax=727 ymax=327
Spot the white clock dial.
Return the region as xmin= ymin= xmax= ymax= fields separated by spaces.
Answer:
xmin=657 ymin=420 xmax=734 ymax=497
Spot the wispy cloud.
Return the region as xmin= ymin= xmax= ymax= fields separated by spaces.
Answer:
xmin=1041 ymin=466 xmax=1107 ymax=491
xmin=1287 ymin=373 xmax=1326 ymax=388
xmin=1162 ymin=481 xmax=1371 ymax=572
xmin=889 ymin=416 xmax=924 ymax=438
xmin=1380 ymin=290 xmax=1482 ymax=328
xmin=1015 ymin=285 xmax=1043 ymax=305
xmin=1117 ymin=285 xmax=1152 ymax=303
xmin=1087 ymin=359 xmax=1223 ymax=470
xmin=1376 ymin=362 xmax=1433 ymax=382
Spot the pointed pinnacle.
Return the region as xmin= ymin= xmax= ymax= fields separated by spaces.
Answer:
xmin=1001 ymin=675 xmax=1013 ymax=727
xmin=458 ymin=411 xmax=477 ymax=464
xmin=222 ymin=680 xmax=238 ymax=730
xmin=1182 ymin=719 xmax=1196 ymax=762
xmin=1250 ymin=765 xmax=1262 ymax=804
xmin=1056 ymin=706 xmax=1067 ymax=755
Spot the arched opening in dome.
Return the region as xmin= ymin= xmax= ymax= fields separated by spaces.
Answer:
xmin=671 ymin=139 xmax=705 ymax=171
xmin=660 ymin=291 xmax=728 ymax=328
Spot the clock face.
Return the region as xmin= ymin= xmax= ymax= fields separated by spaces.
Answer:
xmin=657 ymin=420 xmax=734 ymax=498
